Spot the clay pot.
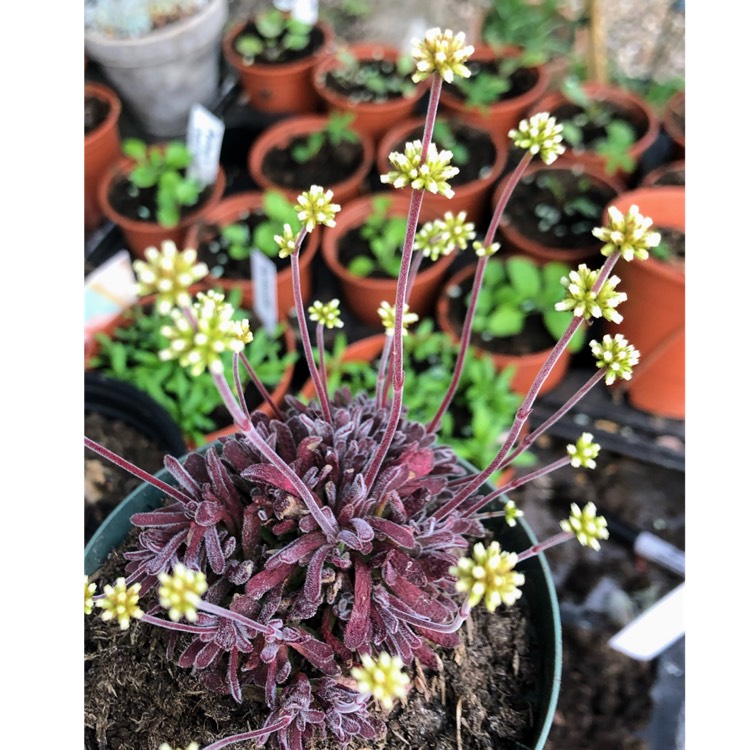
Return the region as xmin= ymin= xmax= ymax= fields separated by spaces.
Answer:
xmin=98 ymin=151 xmax=226 ymax=259
xmin=223 ymin=17 xmax=334 ymax=114
xmin=439 ymin=44 xmax=550 ymax=141
xmin=320 ymin=192 xmax=452 ymax=328
xmin=640 ymin=159 xmax=685 ymax=188
xmin=531 ymin=82 xmax=660 ymax=186
xmin=84 ymin=0 xmax=228 ymax=138
xmin=183 ymin=191 xmax=321 ymax=318
xmin=248 ymin=114 xmax=375 ymax=206
xmin=603 ymin=186 xmax=685 ymax=419
xmin=377 ymin=116 xmax=508 ymax=225
xmin=85 ymin=82 xmax=122 ymax=232
xmin=312 ymin=43 xmax=430 ymax=143
xmin=492 ymin=161 xmax=625 ymax=264
xmin=436 ymin=260 xmax=572 ymax=396
xmin=661 ymin=90 xmax=686 ymax=159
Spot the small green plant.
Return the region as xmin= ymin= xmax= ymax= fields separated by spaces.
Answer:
xmin=290 ymin=111 xmax=360 ymax=163
xmin=431 ymin=118 xmax=470 ymax=165
xmin=220 ymin=191 xmax=302 ymax=263
xmin=346 ymin=196 xmax=407 ymax=278
xmin=89 ymin=290 xmax=296 ymax=445
xmin=451 ymin=57 xmax=525 ymax=109
xmin=531 ymin=171 xmax=602 ymax=236
xmin=471 ymin=255 xmax=587 ymax=352
xmin=326 ymin=48 xmax=417 ymax=102
xmin=122 ymin=138 xmax=203 ymax=228
xmin=558 ymin=77 xmax=637 ymax=174
xmin=236 ymin=8 xmax=314 ymax=63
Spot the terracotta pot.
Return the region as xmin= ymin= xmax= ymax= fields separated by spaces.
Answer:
xmin=439 ymin=44 xmax=550 ymax=141
xmin=377 ymin=116 xmax=508 ymax=225
xmin=492 ymin=161 xmax=625 ymax=264
xmin=98 ymin=151 xmax=226 ymax=259
xmin=248 ymin=114 xmax=375 ymax=206
xmin=531 ymin=82 xmax=660 ymax=186
xmin=312 ymin=43 xmax=430 ymax=143
xmin=183 ymin=191 xmax=320 ymax=318
xmin=320 ymin=192 xmax=452 ymax=328
xmin=640 ymin=159 xmax=685 ymax=188
xmin=603 ymin=186 xmax=685 ymax=419
xmin=84 ymin=291 xmax=298 ymax=445
xmin=85 ymin=0 xmax=228 ymax=138
xmin=85 ymin=82 xmax=122 ymax=232
xmin=222 ymin=18 xmax=334 ymax=114
xmin=436 ymin=260 xmax=571 ymax=396
xmin=661 ymin=90 xmax=686 ymax=159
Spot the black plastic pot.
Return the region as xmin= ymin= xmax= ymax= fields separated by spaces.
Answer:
xmin=84 ymin=446 xmax=560 ymax=750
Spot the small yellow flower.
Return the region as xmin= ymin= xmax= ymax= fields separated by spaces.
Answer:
xmin=593 ymin=205 xmax=662 ymax=262
xmin=508 ymin=112 xmax=566 ymax=165
xmin=503 ymin=500 xmax=524 ymax=527
xmin=450 ymin=541 xmax=525 ymax=612
xmin=274 ymin=223 xmax=298 ymax=259
xmin=158 ymin=563 xmax=208 ymax=623
xmin=133 ymin=240 xmax=209 ymax=315
xmin=380 ymin=140 xmax=459 ymax=198
xmin=159 ymin=290 xmax=253 ymax=376
xmin=96 ymin=577 xmax=144 ymax=630
xmin=295 ymin=185 xmax=340 ymax=232
xmin=560 ymin=502 xmax=609 ymax=551
xmin=567 ymin=433 xmax=601 ymax=469
xmin=377 ymin=301 xmax=418 ymax=337
xmin=84 ymin=575 xmax=96 ymax=616
xmin=411 ymin=28 xmax=474 ymax=84
xmin=590 ymin=334 xmax=640 ymax=385
xmin=351 ymin=652 xmax=410 ymax=710
xmin=308 ymin=299 xmax=344 ymax=329
xmin=473 ymin=239 xmax=500 ymax=257
xmin=554 ymin=264 xmax=627 ymax=323
xmin=159 ymin=743 xmax=200 ymax=750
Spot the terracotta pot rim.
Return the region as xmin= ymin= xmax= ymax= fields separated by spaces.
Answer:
xmin=85 ymin=82 xmax=122 ymax=147
xmin=98 ymin=152 xmax=227 ymax=235
xmin=320 ymin=192 xmax=455 ymax=293
xmin=377 ymin=115 xmax=508 ymax=200
xmin=312 ymin=43 xmax=430 ymax=113
xmin=640 ymin=159 xmax=685 ymax=188
xmin=493 ymin=161 xmax=626 ymax=260
xmin=222 ymin=17 xmax=334 ymax=77
xmin=248 ymin=114 xmax=375 ymax=199
xmin=661 ymin=89 xmax=686 ymax=148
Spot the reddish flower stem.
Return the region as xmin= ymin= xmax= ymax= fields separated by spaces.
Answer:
xmin=238 ymin=351 xmax=284 ymax=421
xmin=316 ymin=323 xmax=330 ymax=402
xmin=201 ymin=716 xmax=294 ymax=750
xmin=515 ymin=531 xmax=574 ymax=563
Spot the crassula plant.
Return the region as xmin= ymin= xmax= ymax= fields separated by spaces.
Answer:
xmin=84 ymin=27 xmax=658 ymax=750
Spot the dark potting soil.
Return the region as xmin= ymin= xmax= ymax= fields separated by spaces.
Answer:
xmin=85 ymin=528 xmax=540 ymax=750
xmin=652 ymin=226 xmax=686 ymax=268
xmin=233 ymin=21 xmax=326 ymax=65
xmin=648 ymin=166 xmax=685 ymax=186
xmin=337 ymin=226 xmax=442 ymax=281
xmin=502 ymin=168 xmax=619 ymax=251
xmin=194 ymin=212 xmax=291 ymax=279
xmin=322 ymin=58 xmax=419 ymax=103
xmin=261 ymin=136 xmax=365 ymax=192
xmin=444 ymin=59 xmax=540 ymax=104
xmin=85 ymin=94 xmax=110 ymax=136
xmin=84 ymin=412 xmax=168 ymax=545
xmin=445 ymin=277 xmax=557 ymax=357
xmin=390 ymin=121 xmax=499 ymax=186
xmin=107 ymin=172 xmax=217 ymax=225
xmin=550 ymin=101 xmax=650 ymax=150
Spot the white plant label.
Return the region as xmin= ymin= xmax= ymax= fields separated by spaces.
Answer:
xmin=186 ymin=104 xmax=225 ymax=186
xmin=273 ymin=0 xmax=296 ymax=10
xmin=251 ymin=250 xmax=278 ymax=333
xmin=291 ymin=0 xmax=318 ymax=25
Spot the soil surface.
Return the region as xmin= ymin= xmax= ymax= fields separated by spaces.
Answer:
xmin=443 ymin=58 xmax=540 ymax=105
xmin=85 ymin=94 xmax=110 ymax=136
xmin=321 ymin=57 xmax=419 ymax=103
xmin=231 ymin=20 xmax=327 ymax=65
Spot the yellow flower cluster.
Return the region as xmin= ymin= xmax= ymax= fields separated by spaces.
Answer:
xmin=560 ymin=502 xmax=609 ymax=551
xmin=351 ymin=652 xmax=410 ymax=710
xmin=96 ymin=577 xmax=144 ymax=630
xmin=158 ymin=563 xmax=208 ymax=623
xmin=411 ymin=28 xmax=474 ymax=83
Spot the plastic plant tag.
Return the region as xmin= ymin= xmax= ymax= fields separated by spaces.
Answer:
xmin=291 ymin=0 xmax=318 ymax=25
xmin=273 ymin=0 xmax=296 ymax=9
xmin=608 ymin=582 xmax=685 ymax=661
xmin=186 ymin=104 xmax=225 ymax=186
xmin=84 ymin=250 xmax=138 ymax=354
xmin=251 ymin=250 xmax=278 ymax=333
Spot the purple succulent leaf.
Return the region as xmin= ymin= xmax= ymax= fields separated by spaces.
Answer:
xmin=183 ymin=525 xmax=208 ymax=569
xmin=205 ymin=448 xmax=246 ymax=522
xmin=129 ymin=507 xmax=191 ymax=527
xmin=321 ymin=609 xmax=351 ymax=663
xmin=164 ymin=453 xmax=203 ymax=496
xmin=259 ymin=586 xmax=284 ymax=621
xmin=369 ymin=464 xmax=411 ymax=508
xmin=143 ymin=527 xmax=188 ymax=576
xmin=242 ymin=464 xmax=300 ymax=494
xmin=265 ymin=652 xmax=281 ymax=706
xmin=245 ymin=563 xmax=295 ymax=598
xmin=270 ymin=421 xmax=299 ymax=463
xmin=396 ymin=446 xmax=435 ymax=477
xmin=265 ymin=531 xmax=327 ymax=569
xmin=298 ymin=514 xmax=320 ymax=533
xmin=335 ymin=528 xmax=371 ymax=553
xmin=194 ymin=500 xmax=224 ymax=525
xmin=271 ymin=519 xmax=298 ymax=536
xmin=284 ymin=628 xmax=338 ymax=675
xmin=349 ymin=517 xmax=374 ymax=542
xmin=372 ymin=585 xmax=400 ymax=633
xmin=383 ymin=572 xmax=451 ymax=621
xmin=369 ymin=517 xmax=415 ymax=548
xmin=194 ymin=640 xmax=222 ymax=670
xmin=293 ymin=435 xmax=325 ymax=476
xmin=228 ymin=647 xmax=242 ymax=703
xmin=303 ymin=544 xmax=333 ymax=603
xmin=343 ymin=556 xmax=372 ymax=651
xmin=411 ymin=640 xmax=441 ymax=670
xmin=241 ymin=505 xmax=262 ymax=559
xmin=290 ymin=593 xmax=321 ymax=621
xmin=413 ymin=624 xmax=461 ymax=648
xmin=203 ymin=523 xmax=227 ymax=574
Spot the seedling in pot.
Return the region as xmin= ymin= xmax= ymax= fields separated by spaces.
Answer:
xmin=236 ymin=7 xmax=314 ymax=63
xmin=346 ymin=195 xmax=407 ymax=278
xmin=532 ymin=171 xmax=601 ymax=236
xmin=326 ymin=48 xmax=417 ymax=102
xmin=123 ymin=138 xmax=203 ymax=227
xmin=290 ymin=111 xmax=360 ymax=163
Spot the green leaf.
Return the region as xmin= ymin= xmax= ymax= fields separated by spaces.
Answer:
xmin=347 ymin=255 xmax=376 ymax=277
xmin=156 ymin=205 xmax=180 ymax=228
xmin=163 ymin=141 xmax=192 ymax=169
xmin=129 ymin=164 xmax=158 ymax=188
xmin=122 ymin=138 xmax=147 ymax=161
xmin=236 ymin=35 xmax=264 ymax=58
xmin=506 ymin=256 xmax=541 ymax=298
